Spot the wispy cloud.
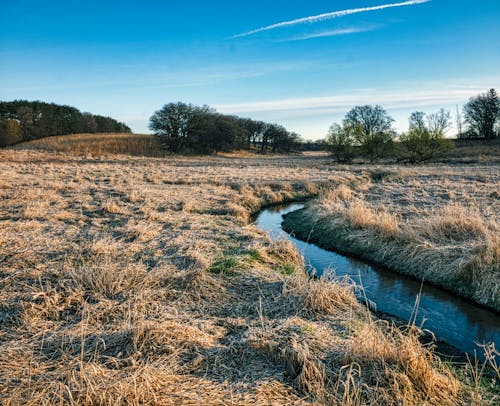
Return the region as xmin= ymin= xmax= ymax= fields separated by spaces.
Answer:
xmin=215 ymin=85 xmax=493 ymax=117
xmin=0 ymin=61 xmax=315 ymax=93
xmin=233 ymin=0 xmax=430 ymax=38
xmin=282 ymin=26 xmax=382 ymax=42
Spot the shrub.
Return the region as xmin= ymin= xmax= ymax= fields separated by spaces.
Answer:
xmin=399 ymin=110 xmax=454 ymax=162
xmin=0 ymin=118 xmax=22 ymax=147
xmin=325 ymin=123 xmax=357 ymax=163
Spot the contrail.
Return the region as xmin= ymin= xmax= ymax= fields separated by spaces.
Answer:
xmin=233 ymin=0 xmax=430 ymax=38
xmin=285 ymin=26 xmax=381 ymax=42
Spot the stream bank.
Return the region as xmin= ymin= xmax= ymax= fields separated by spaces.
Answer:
xmin=256 ymin=203 xmax=500 ymax=359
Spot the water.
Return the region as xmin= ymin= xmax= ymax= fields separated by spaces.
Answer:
xmin=256 ymin=203 xmax=500 ymax=358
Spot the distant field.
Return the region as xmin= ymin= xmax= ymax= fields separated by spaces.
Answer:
xmin=0 ymin=137 xmax=498 ymax=404
xmin=15 ymin=133 xmax=309 ymax=158
xmin=10 ymin=132 xmax=500 ymax=163
xmin=448 ymin=138 xmax=500 ymax=162
xmin=14 ymin=133 xmax=167 ymax=157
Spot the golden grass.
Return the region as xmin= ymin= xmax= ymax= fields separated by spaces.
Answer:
xmin=345 ymin=321 xmax=460 ymax=405
xmin=284 ymin=270 xmax=363 ymax=316
xmin=344 ymin=202 xmax=401 ymax=236
xmin=0 ymin=137 xmax=494 ymax=404
xmin=424 ymin=203 xmax=489 ymax=242
xmin=291 ymin=165 xmax=500 ymax=311
xmin=14 ymin=133 xmax=167 ymax=157
xmin=69 ymin=261 xmax=155 ymax=299
xmin=321 ymin=184 xmax=354 ymax=202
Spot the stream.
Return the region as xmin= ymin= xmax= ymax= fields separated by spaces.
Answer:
xmin=256 ymin=203 xmax=500 ymax=359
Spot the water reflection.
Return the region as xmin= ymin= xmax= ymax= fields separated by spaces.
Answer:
xmin=256 ymin=204 xmax=500 ymax=357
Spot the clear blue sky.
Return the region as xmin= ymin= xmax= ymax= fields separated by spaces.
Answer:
xmin=1 ymin=0 xmax=499 ymax=139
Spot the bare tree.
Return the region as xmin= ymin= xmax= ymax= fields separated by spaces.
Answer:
xmin=427 ymin=108 xmax=451 ymax=136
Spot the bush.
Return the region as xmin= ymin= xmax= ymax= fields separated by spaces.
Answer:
xmin=359 ymin=131 xmax=395 ymax=162
xmin=325 ymin=123 xmax=357 ymax=163
xmin=399 ymin=129 xmax=454 ymax=162
xmin=399 ymin=109 xmax=454 ymax=162
xmin=0 ymin=118 xmax=22 ymax=147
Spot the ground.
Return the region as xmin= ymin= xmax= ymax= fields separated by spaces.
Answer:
xmin=0 ymin=134 xmax=498 ymax=405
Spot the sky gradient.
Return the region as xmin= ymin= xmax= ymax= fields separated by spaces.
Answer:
xmin=1 ymin=0 xmax=499 ymax=139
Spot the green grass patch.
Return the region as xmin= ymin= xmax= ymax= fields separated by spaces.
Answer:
xmin=209 ymin=255 xmax=239 ymax=276
xmin=448 ymin=361 xmax=500 ymax=402
xmin=300 ymin=323 xmax=315 ymax=335
xmin=277 ymin=262 xmax=296 ymax=275
xmin=247 ymin=248 xmax=263 ymax=263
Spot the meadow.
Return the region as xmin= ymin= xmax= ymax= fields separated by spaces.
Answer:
xmin=0 ymin=133 xmax=498 ymax=405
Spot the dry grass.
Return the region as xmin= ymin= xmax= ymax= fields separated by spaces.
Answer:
xmin=423 ymin=203 xmax=489 ymax=241
xmin=247 ymin=287 xmax=463 ymax=405
xmin=345 ymin=202 xmax=401 ymax=236
xmin=284 ymin=270 xmax=363 ymax=316
xmin=446 ymin=139 xmax=500 ymax=163
xmin=0 ymin=135 xmax=493 ymax=404
xmin=291 ymin=164 xmax=500 ymax=311
xmin=344 ymin=321 xmax=460 ymax=405
xmin=15 ymin=133 xmax=167 ymax=157
xmin=321 ymin=184 xmax=354 ymax=202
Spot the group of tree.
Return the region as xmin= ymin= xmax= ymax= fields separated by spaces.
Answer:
xmin=325 ymin=105 xmax=453 ymax=163
xmin=3 ymin=88 xmax=496 ymax=156
xmin=0 ymin=100 xmax=131 ymax=147
xmin=326 ymin=88 xmax=499 ymax=163
xmin=326 ymin=105 xmax=398 ymax=163
xmin=149 ymin=102 xmax=302 ymax=154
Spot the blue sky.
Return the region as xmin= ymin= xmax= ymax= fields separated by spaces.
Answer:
xmin=1 ymin=0 xmax=499 ymax=139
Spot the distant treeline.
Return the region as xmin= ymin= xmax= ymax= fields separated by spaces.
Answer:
xmin=0 ymin=100 xmax=131 ymax=147
xmin=325 ymin=88 xmax=500 ymax=163
xmin=3 ymin=88 xmax=497 ymax=157
xmin=149 ymin=102 xmax=302 ymax=154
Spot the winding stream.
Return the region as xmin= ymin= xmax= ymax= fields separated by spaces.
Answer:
xmin=256 ymin=203 xmax=500 ymax=358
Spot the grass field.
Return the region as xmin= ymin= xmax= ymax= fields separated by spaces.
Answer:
xmin=13 ymin=133 xmax=167 ymax=157
xmin=283 ymin=166 xmax=500 ymax=311
xmin=0 ymin=134 xmax=499 ymax=404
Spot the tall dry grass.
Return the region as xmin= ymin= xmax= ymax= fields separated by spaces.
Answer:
xmin=290 ymin=166 xmax=500 ymax=311
xmin=13 ymin=133 xmax=167 ymax=157
xmin=0 ymin=139 xmax=492 ymax=404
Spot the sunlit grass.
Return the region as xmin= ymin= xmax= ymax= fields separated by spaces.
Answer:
xmin=0 ymin=137 xmax=497 ymax=404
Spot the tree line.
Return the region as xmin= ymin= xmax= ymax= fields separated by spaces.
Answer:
xmin=149 ymin=102 xmax=302 ymax=154
xmin=326 ymin=88 xmax=500 ymax=163
xmin=2 ymin=88 xmax=497 ymax=156
xmin=0 ymin=100 xmax=131 ymax=147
